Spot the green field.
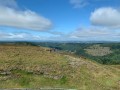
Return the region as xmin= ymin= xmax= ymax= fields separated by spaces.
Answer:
xmin=0 ymin=44 xmax=120 ymax=90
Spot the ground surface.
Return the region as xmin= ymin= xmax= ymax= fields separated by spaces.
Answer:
xmin=0 ymin=45 xmax=120 ymax=90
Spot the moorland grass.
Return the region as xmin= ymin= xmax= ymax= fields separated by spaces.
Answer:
xmin=0 ymin=45 xmax=120 ymax=90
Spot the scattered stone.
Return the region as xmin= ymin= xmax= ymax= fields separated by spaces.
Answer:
xmin=0 ymin=71 xmax=11 ymax=75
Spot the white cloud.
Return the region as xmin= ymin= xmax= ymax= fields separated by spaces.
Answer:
xmin=0 ymin=0 xmax=52 ymax=31
xmin=0 ymin=32 xmax=29 ymax=39
xmin=0 ymin=32 xmax=45 ymax=40
xmin=70 ymin=28 xmax=108 ymax=37
xmin=70 ymin=0 xmax=88 ymax=8
xmin=0 ymin=6 xmax=52 ymax=31
xmin=90 ymin=7 xmax=120 ymax=28
xmin=67 ymin=27 xmax=120 ymax=41
xmin=1 ymin=26 xmax=120 ymax=41
xmin=0 ymin=32 xmax=11 ymax=38
xmin=67 ymin=7 xmax=120 ymax=41
xmin=0 ymin=0 xmax=18 ymax=8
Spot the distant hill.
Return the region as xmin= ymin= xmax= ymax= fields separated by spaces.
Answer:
xmin=0 ymin=44 xmax=120 ymax=89
xmin=36 ymin=42 xmax=120 ymax=65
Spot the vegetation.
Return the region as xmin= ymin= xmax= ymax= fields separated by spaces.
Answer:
xmin=0 ymin=43 xmax=120 ymax=89
xmin=85 ymin=45 xmax=113 ymax=56
xmin=36 ymin=42 xmax=120 ymax=65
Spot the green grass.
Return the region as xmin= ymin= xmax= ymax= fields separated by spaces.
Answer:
xmin=0 ymin=45 xmax=120 ymax=90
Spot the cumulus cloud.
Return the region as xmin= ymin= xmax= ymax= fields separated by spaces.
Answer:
xmin=0 ymin=0 xmax=52 ymax=31
xmin=67 ymin=7 xmax=120 ymax=41
xmin=90 ymin=7 xmax=120 ymax=28
xmin=70 ymin=0 xmax=88 ymax=8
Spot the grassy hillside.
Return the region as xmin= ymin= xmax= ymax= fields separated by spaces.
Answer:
xmin=0 ymin=44 xmax=120 ymax=90
xmin=37 ymin=42 xmax=120 ymax=65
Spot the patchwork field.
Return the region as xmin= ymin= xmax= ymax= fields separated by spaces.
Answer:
xmin=0 ymin=44 xmax=120 ymax=90
xmin=84 ymin=45 xmax=113 ymax=56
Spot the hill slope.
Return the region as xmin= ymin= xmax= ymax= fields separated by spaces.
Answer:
xmin=0 ymin=45 xmax=120 ymax=90
xmin=37 ymin=42 xmax=120 ymax=64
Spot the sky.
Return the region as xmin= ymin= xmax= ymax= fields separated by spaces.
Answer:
xmin=0 ymin=0 xmax=120 ymax=41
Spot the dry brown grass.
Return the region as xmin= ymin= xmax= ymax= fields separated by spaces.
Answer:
xmin=0 ymin=45 xmax=120 ymax=90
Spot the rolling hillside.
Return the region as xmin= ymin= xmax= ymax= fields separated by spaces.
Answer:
xmin=0 ymin=44 xmax=120 ymax=90
xmin=37 ymin=42 xmax=120 ymax=65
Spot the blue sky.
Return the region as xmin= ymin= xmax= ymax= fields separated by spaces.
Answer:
xmin=0 ymin=0 xmax=120 ymax=41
